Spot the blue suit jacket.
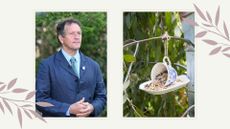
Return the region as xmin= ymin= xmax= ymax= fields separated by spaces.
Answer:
xmin=36 ymin=50 xmax=106 ymax=117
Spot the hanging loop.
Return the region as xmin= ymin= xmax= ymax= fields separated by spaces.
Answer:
xmin=164 ymin=40 xmax=168 ymax=57
xmin=161 ymin=31 xmax=170 ymax=57
xmin=163 ymin=56 xmax=172 ymax=66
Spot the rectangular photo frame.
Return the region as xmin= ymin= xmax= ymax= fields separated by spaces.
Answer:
xmin=123 ymin=12 xmax=195 ymax=117
xmin=35 ymin=12 xmax=107 ymax=117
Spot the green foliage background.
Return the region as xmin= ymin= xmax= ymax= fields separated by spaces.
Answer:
xmin=36 ymin=12 xmax=107 ymax=116
xmin=123 ymin=12 xmax=190 ymax=117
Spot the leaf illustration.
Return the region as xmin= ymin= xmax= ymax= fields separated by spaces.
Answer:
xmin=2 ymin=99 xmax=13 ymax=114
xmin=222 ymin=47 xmax=230 ymax=52
xmin=202 ymin=23 xmax=214 ymax=27
xmin=7 ymin=78 xmax=17 ymax=90
xmin=0 ymin=101 xmax=5 ymax=113
xmin=12 ymin=88 xmax=28 ymax=93
xmin=202 ymin=39 xmax=218 ymax=45
xmin=209 ymin=46 xmax=222 ymax=55
xmin=28 ymin=109 xmax=38 ymax=118
xmin=206 ymin=11 xmax=212 ymax=23
xmin=196 ymin=31 xmax=207 ymax=38
xmin=223 ymin=21 xmax=229 ymax=39
xmin=25 ymin=91 xmax=35 ymax=100
xmin=29 ymin=109 xmax=46 ymax=123
xmin=182 ymin=18 xmax=198 ymax=26
xmin=36 ymin=102 xmax=54 ymax=107
xmin=36 ymin=113 xmax=46 ymax=123
xmin=17 ymin=108 xmax=22 ymax=128
xmin=215 ymin=6 xmax=220 ymax=26
xmin=0 ymin=85 xmax=6 ymax=92
xmin=21 ymin=104 xmax=33 ymax=108
xmin=23 ymin=109 xmax=32 ymax=119
xmin=194 ymin=4 xmax=207 ymax=21
xmin=223 ymin=53 xmax=230 ymax=58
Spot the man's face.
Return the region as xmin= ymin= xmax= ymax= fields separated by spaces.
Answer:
xmin=59 ymin=23 xmax=82 ymax=51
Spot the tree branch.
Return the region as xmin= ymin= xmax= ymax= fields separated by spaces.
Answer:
xmin=0 ymin=96 xmax=34 ymax=104
xmin=123 ymin=35 xmax=194 ymax=48
xmin=181 ymin=104 xmax=195 ymax=117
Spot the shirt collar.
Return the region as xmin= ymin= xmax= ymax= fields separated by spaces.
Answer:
xmin=61 ymin=49 xmax=80 ymax=65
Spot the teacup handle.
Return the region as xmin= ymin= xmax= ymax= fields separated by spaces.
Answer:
xmin=163 ymin=56 xmax=172 ymax=66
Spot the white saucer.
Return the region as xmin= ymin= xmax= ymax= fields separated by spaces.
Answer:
xmin=139 ymin=75 xmax=190 ymax=95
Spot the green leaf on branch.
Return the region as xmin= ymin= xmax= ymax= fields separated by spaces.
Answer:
xmin=124 ymin=54 xmax=136 ymax=63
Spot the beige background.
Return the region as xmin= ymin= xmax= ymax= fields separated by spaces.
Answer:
xmin=0 ymin=0 xmax=230 ymax=129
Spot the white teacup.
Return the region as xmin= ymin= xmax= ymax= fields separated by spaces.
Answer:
xmin=151 ymin=56 xmax=177 ymax=86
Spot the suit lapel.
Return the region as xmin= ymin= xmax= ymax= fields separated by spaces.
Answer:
xmin=79 ymin=52 xmax=87 ymax=81
xmin=56 ymin=50 xmax=78 ymax=78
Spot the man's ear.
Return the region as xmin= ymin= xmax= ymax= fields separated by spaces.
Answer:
xmin=58 ymin=35 xmax=64 ymax=44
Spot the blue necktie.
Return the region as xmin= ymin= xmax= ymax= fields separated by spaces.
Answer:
xmin=70 ymin=57 xmax=79 ymax=77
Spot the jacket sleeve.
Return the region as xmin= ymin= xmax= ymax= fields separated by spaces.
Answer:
xmin=91 ymin=63 xmax=107 ymax=116
xmin=36 ymin=60 xmax=70 ymax=117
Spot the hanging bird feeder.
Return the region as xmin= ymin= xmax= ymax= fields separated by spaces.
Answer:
xmin=139 ymin=32 xmax=190 ymax=95
xmin=139 ymin=64 xmax=190 ymax=95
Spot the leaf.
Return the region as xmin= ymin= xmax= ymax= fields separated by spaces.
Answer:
xmin=29 ymin=109 xmax=46 ymax=123
xmin=206 ymin=11 xmax=212 ymax=23
xmin=202 ymin=23 xmax=214 ymax=27
xmin=223 ymin=21 xmax=229 ymax=39
xmin=222 ymin=47 xmax=230 ymax=52
xmin=28 ymin=109 xmax=38 ymax=117
xmin=12 ymin=88 xmax=28 ymax=93
xmin=17 ymin=108 xmax=22 ymax=128
xmin=123 ymin=80 xmax=130 ymax=91
xmin=194 ymin=4 xmax=207 ymax=21
xmin=0 ymin=85 xmax=6 ymax=92
xmin=202 ymin=39 xmax=218 ymax=45
xmin=182 ymin=18 xmax=198 ymax=26
xmin=25 ymin=91 xmax=35 ymax=100
xmin=36 ymin=102 xmax=54 ymax=107
xmin=223 ymin=53 xmax=230 ymax=58
xmin=124 ymin=54 xmax=136 ymax=63
xmin=209 ymin=46 xmax=222 ymax=55
xmin=23 ymin=109 xmax=32 ymax=119
xmin=2 ymin=99 xmax=13 ymax=114
xmin=0 ymin=101 xmax=5 ymax=113
xmin=196 ymin=31 xmax=207 ymax=38
xmin=7 ymin=78 xmax=17 ymax=90
xmin=215 ymin=6 xmax=220 ymax=26
xmin=21 ymin=104 xmax=33 ymax=108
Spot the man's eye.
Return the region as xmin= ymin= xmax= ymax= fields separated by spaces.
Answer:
xmin=69 ymin=32 xmax=81 ymax=36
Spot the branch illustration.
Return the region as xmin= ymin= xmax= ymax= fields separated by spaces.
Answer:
xmin=183 ymin=4 xmax=230 ymax=58
xmin=0 ymin=78 xmax=54 ymax=128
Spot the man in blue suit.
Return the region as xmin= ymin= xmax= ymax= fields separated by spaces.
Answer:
xmin=36 ymin=19 xmax=106 ymax=117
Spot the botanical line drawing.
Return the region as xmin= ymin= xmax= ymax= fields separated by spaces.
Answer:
xmin=183 ymin=4 xmax=230 ymax=58
xmin=0 ymin=78 xmax=53 ymax=128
